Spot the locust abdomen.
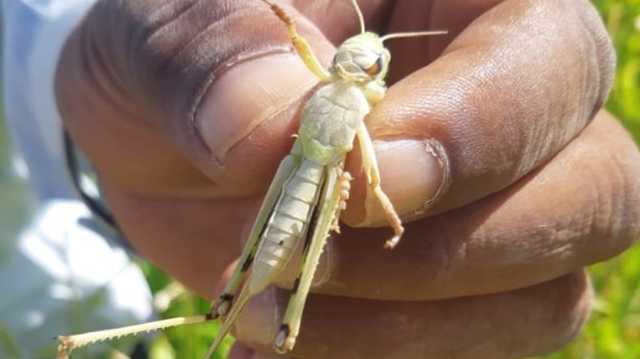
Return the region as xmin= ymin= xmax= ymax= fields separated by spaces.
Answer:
xmin=248 ymin=159 xmax=324 ymax=293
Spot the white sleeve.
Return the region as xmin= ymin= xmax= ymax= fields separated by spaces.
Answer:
xmin=0 ymin=201 xmax=153 ymax=357
xmin=1 ymin=2 xmax=154 ymax=357
xmin=2 ymin=0 xmax=96 ymax=199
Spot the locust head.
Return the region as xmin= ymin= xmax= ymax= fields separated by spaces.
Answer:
xmin=330 ymin=0 xmax=446 ymax=85
xmin=331 ymin=33 xmax=390 ymax=83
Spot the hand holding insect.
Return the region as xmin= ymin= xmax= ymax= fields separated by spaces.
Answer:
xmin=55 ymin=0 xmax=639 ymax=358
xmin=59 ymin=0 xmax=445 ymax=356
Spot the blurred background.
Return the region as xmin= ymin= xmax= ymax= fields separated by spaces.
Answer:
xmin=1 ymin=1 xmax=639 ymax=358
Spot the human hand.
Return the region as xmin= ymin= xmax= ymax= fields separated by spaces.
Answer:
xmin=56 ymin=0 xmax=640 ymax=358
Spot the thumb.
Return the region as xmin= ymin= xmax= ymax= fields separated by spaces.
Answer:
xmin=58 ymin=0 xmax=334 ymax=198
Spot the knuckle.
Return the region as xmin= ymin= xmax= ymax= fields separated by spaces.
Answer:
xmin=125 ymin=1 xmax=244 ymax=105
xmin=487 ymin=272 xmax=591 ymax=358
xmin=88 ymin=0 xmax=284 ymax=117
xmin=576 ymin=0 xmax=617 ymax=114
xmin=98 ymin=1 xmax=305 ymax=179
xmin=534 ymin=271 xmax=592 ymax=355
xmin=607 ymin=152 xmax=640 ymax=250
xmin=547 ymin=0 xmax=615 ymax=120
xmin=124 ymin=1 xmax=295 ymax=116
xmin=588 ymin=142 xmax=640 ymax=261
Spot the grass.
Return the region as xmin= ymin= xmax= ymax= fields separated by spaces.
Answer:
xmin=138 ymin=2 xmax=640 ymax=358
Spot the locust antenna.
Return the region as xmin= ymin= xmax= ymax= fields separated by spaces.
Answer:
xmin=381 ymin=30 xmax=448 ymax=42
xmin=349 ymin=0 xmax=366 ymax=34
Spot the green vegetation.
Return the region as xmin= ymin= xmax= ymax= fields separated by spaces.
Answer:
xmin=139 ymin=262 xmax=234 ymax=359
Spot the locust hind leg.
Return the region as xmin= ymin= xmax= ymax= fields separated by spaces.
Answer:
xmin=57 ymin=316 xmax=210 ymax=359
xmin=274 ymin=166 xmax=343 ymax=354
xmin=356 ymin=123 xmax=405 ymax=249
xmin=210 ymin=147 xmax=301 ymax=318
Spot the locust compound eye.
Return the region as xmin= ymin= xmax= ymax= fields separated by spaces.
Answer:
xmin=364 ymin=55 xmax=384 ymax=76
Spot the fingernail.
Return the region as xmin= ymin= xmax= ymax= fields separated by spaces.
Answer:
xmin=359 ymin=138 xmax=448 ymax=225
xmin=196 ymin=53 xmax=318 ymax=163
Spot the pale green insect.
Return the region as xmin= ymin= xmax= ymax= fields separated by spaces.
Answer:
xmin=56 ymin=1 xmax=445 ymax=358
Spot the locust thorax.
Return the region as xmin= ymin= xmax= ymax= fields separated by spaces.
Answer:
xmin=330 ymin=32 xmax=391 ymax=85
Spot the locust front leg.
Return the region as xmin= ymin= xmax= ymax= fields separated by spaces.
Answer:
xmin=274 ymin=165 xmax=345 ymax=354
xmin=356 ymin=123 xmax=405 ymax=249
xmin=210 ymin=143 xmax=302 ymax=318
xmin=259 ymin=0 xmax=332 ymax=82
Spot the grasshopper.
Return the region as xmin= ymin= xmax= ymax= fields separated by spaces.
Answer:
xmin=56 ymin=1 xmax=445 ymax=358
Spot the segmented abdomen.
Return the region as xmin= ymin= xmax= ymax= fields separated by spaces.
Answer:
xmin=248 ymin=159 xmax=324 ymax=293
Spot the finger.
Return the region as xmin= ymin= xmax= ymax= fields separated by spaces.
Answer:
xmin=235 ymin=271 xmax=591 ymax=359
xmin=290 ymin=112 xmax=640 ymax=300
xmin=102 ymin=111 xmax=640 ymax=302
xmin=342 ymin=0 xmax=616 ymax=225
xmin=229 ymin=342 xmax=254 ymax=359
xmin=100 ymin=182 xmax=255 ymax=297
xmin=229 ymin=342 xmax=284 ymax=359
